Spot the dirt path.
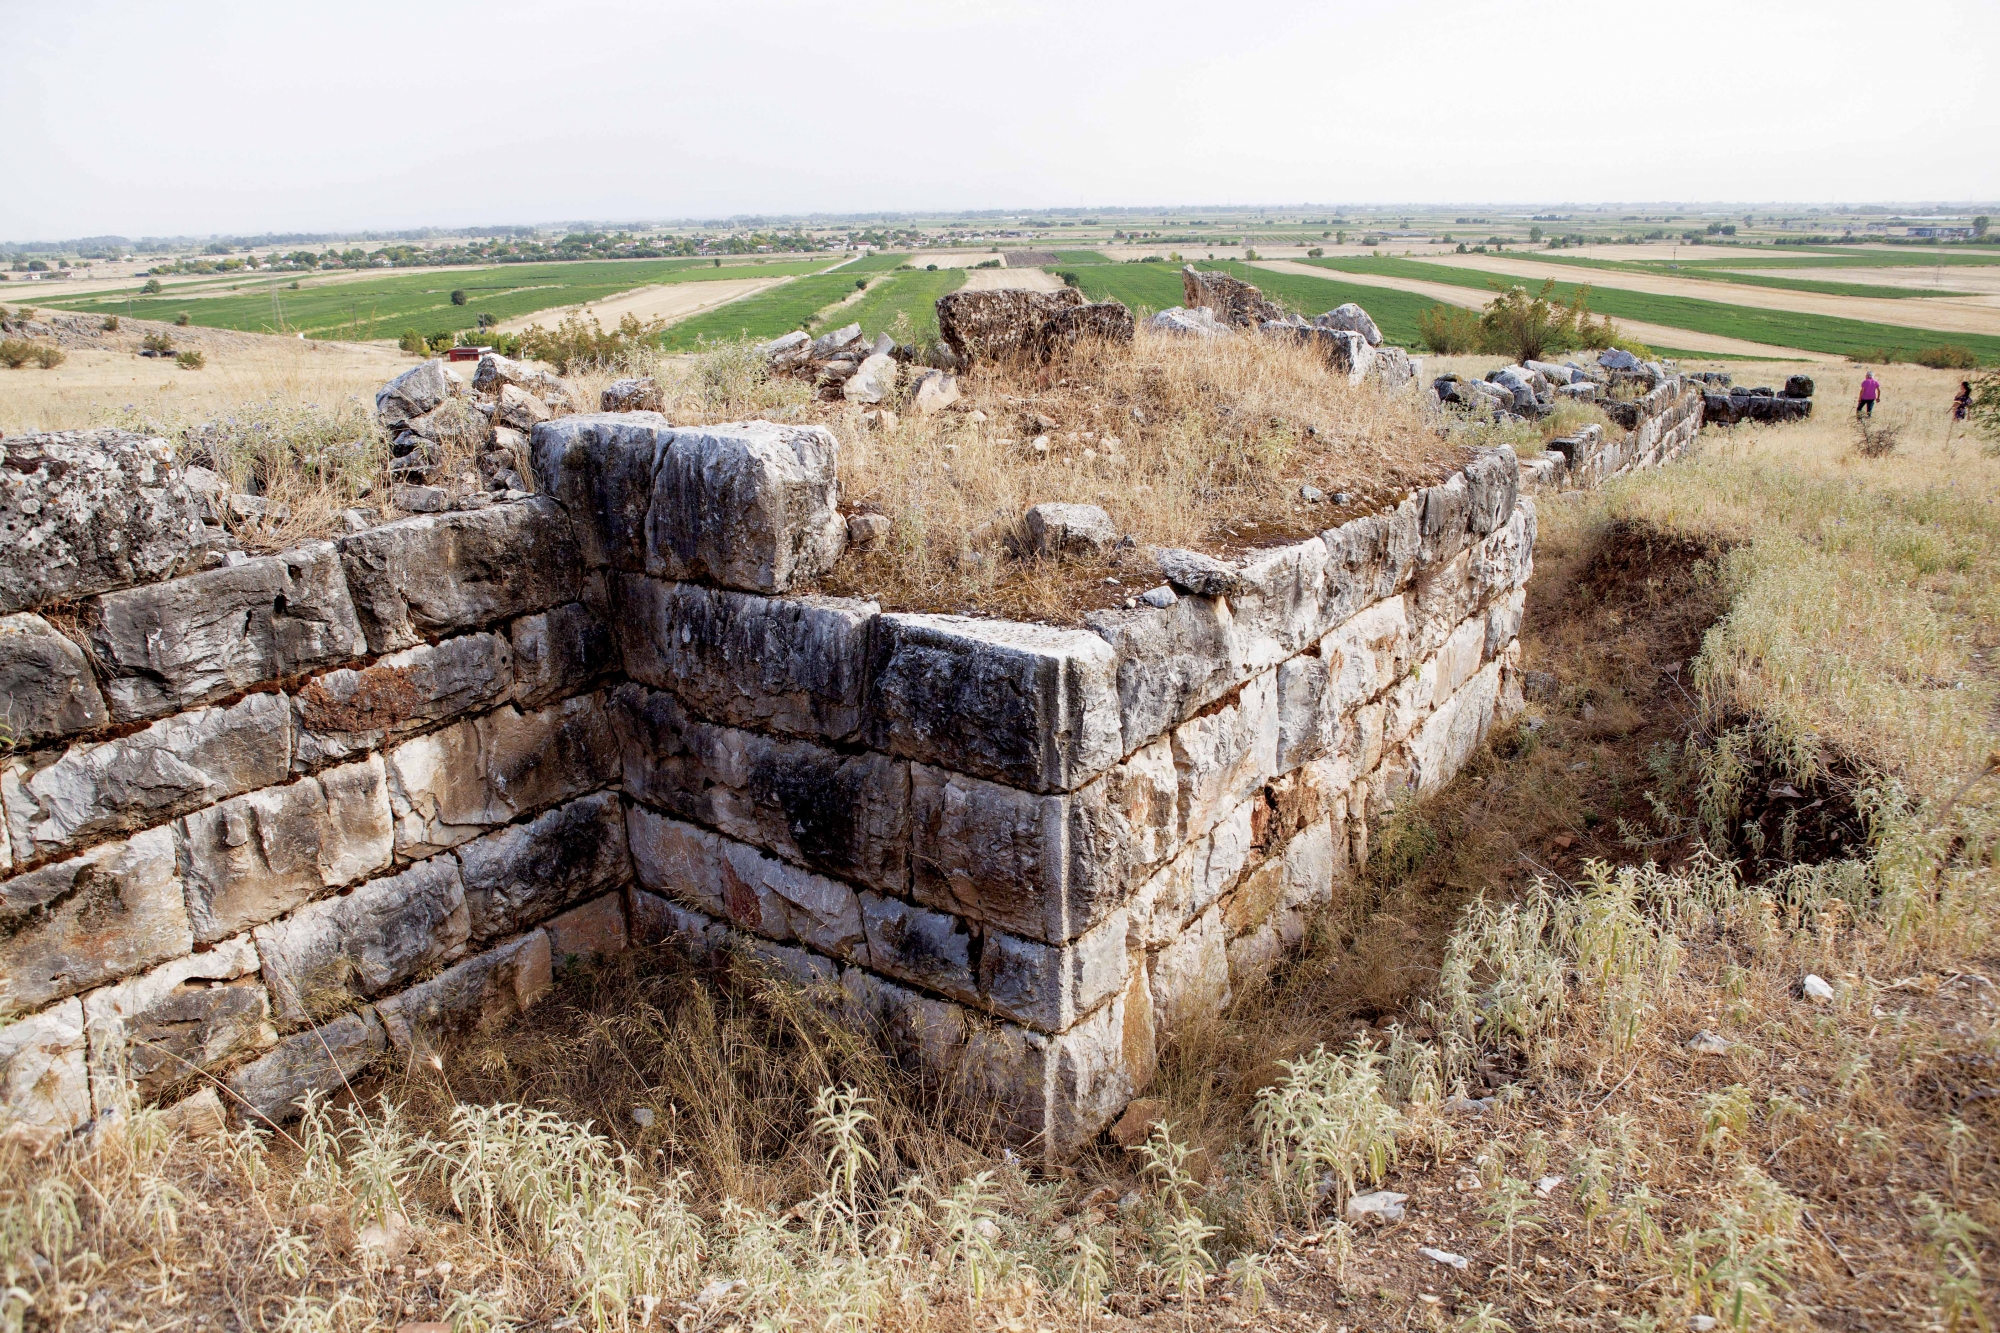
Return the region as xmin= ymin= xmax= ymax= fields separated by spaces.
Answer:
xmin=1247 ymin=259 xmax=1822 ymax=359
xmin=958 ymin=267 xmax=1067 ymax=292
xmin=492 ymin=277 xmax=782 ymax=334
xmin=1420 ymin=252 xmax=2000 ymax=337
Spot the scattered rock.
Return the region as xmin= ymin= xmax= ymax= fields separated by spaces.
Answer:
xmin=1803 ymin=974 xmax=1835 ymax=1003
xmin=1444 ymin=1095 xmax=1496 ymax=1116
xmin=1182 ymin=267 xmax=1285 ymax=328
xmin=860 ymin=407 xmax=900 ymax=432
xmin=375 ymin=360 xmax=452 ymax=429
xmin=601 ymin=377 xmax=662 ymax=413
xmin=1782 ymin=374 xmax=1815 ymax=399
xmin=1024 ymin=503 xmax=1117 ymax=559
xmin=935 ymin=288 xmax=1091 ymax=364
xmin=1346 ymin=1190 xmax=1408 ymax=1225
xmin=1316 ymin=302 xmax=1383 ymax=346
xmin=471 ymin=353 xmax=574 ymax=411
xmin=1687 ymin=1029 xmax=1732 ymax=1055
xmin=1534 ymin=1175 xmax=1565 ymax=1198
xmin=1147 ymin=306 xmax=1234 ymax=338
xmin=1110 ymin=1097 xmax=1167 ymax=1148
xmin=631 ymin=1106 xmax=656 ymax=1127
xmin=340 ymin=508 xmax=378 ymax=533
xmin=908 ymin=368 xmax=960 ymax=415
xmin=392 ymin=484 xmax=451 ymax=514
xmin=1689 ymin=1318 xmax=1719 ymax=1332
xmin=1419 ymin=1246 xmax=1470 ymax=1271
xmin=1139 ymin=585 xmax=1178 ymax=609
xmin=354 ymin=1211 xmax=414 ymax=1260
xmin=1300 ymin=485 xmax=1325 ymax=504
xmin=847 ymin=513 xmax=892 ymax=549
xmin=495 ymin=382 xmax=554 ymax=432
xmin=1154 ymin=547 xmax=1241 ymax=597
xmin=1522 ymin=670 xmax=1558 ymax=702
xmin=1598 ymin=348 xmax=1642 ymax=372
xmin=843 ymin=353 xmax=899 ymax=404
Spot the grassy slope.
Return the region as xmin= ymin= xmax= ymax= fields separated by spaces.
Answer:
xmin=656 ymin=272 xmax=865 ymax=349
xmin=839 ymin=268 xmax=965 ymax=342
xmin=1300 ymin=256 xmax=2000 ymax=362
xmin=37 ymin=259 xmax=834 ymax=341
xmin=1052 ymin=250 xmax=1113 ymax=265
xmin=836 ymin=252 xmax=918 ymax=273
xmin=1055 ymin=263 xmax=1188 ymax=315
xmin=1511 ymin=253 xmax=1975 ymax=298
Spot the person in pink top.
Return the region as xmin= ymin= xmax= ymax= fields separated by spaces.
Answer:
xmin=1857 ymin=370 xmax=1881 ymax=417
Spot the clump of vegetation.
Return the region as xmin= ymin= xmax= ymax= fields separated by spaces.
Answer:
xmin=1418 ymin=302 xmax=1482 ymax=354
xmin=174 ymin=349 xmax=205 ymax=371
xmin=1853 ymin=415 xmax=1902 ymax=456
xmin=141 ymin=330 xmax=175 ymax=356
xmin=34 ymin=345 xmax=64 ymax=369
xmin=1916 ymin=344 xmax=1977 ymax=370
xmin=140 ymin=277 xmax=162 ymax=294
xmin=1478 ymin=280 xmax=1621 ymax=363
xmin=101 ymin=314 xmax=119 ymax=331
xmin=449 ymin=288 xmax=467 ymax=306
xmin=0 ymin=338 xmax=35 ymax=368
xmin=520 ymin=310 xmax=667 ymax=373
xmin=173 ymin=312 xmax=191 ymax=326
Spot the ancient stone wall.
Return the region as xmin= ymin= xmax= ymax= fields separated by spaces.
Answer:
xmin=0 ymin=380 xmax=1703 ymax=1152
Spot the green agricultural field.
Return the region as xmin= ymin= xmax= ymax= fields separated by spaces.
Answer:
xmin=1051 ymin=250 xmax=1112 ymax=265
xmin=36 ymin=258 xmax=835 ymax=342
xmin=1054 ymin=263 xmax=1186 ymax=315
xmin=1298 ymin=256 xmax=2000 ymax=363
xmin=1508 ymin=253 xmax=1973 ymax=298
xmin=836 ymin=252 xmax=917 ymax=273
xmin=657 ymin=272 xmax=866 ymax=350
xmin=1208 ymin=261 xmax=1441 ymax=346
xmin=839 ymin=268 xmax=966 ymax=342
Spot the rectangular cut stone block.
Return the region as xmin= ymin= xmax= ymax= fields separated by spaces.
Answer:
xmin=615 ymin=576 xmax=875 ymax=742
xmin=1086 ymin=595 xmax=1240 ymax=756
xmin=1221 ymin=817 xmax=1338 ymax=948
xmin=227 ymin=1008 xmax=385 ymax=1122
xmin=529 ymin=413 xmax=669 ymax=571
xmin=545 ymin=891 xmax=628 ymax=961
xmin=857 ymin=892 xmax=976 ymax=1004
xmin=0 ymin=612 xmax=110 ymax=745
xmin=977 ymin=908 xmax=1129 ymax=1033
xmin=1431 ymin=616 xmax=1488 ymax=707
xmin=456 ymin=790 xmax=631 ymax=942
xmin=337 ymin=499 xmax=580 ymax=654
xmin=1410 ymin=659 xmax=1502 ymax=794
xmin=510 ymin=602 xmax=617 ymax=708
xmin=0 ymin=998 xmax=90 ymax=1132
xmin=293 ymin=633 xmax=514 ymax=768
xmin=5 ymin=691 xmax=292 ymax=862
xmin=385 ymin=692 xmax=615 ymax=857
xmin=1172 ymin=670 xmax=1279 ymax=841
xmin=82 ymin=935 xmax=272 ymax=1104
xmin=1321 ymin=499 xmax=1422 ymax=619
xmin=868 ymin=614 xmax=1123 ymax=794
xmin=377 ymin=931 xmax=552 ymax=1057
xmin=628 ymin=807 xmax=865 ymax=961
xmin=615 ymin=684 xmax=908 ymax=894
xmin=842 ymin=966 xmax=970 ymax=1082
xmin=1128 ymin=800 xmax=1256 ymax=950
xmin=82 ymin=542 xmax=366 ymax=722
xmin=1418 ymin=472 xmax=1472 ymax=568
xmin=1464 ymin=446 xmax=1520 ymax=536
xmin=910 ymin=741 xmax=1176 ymax=945
xmin=1230 ymin=537 xmax=1336 ymax=677
xmin=0 ymin=826 xmax=192 ymax=1011
xmin=179 ymin=756 xmax=395 ymax=943
xmin=253 ymin=856 xmax=469 ymax=1027
xmin=1275 ymin=651 xmax=1332 ymax=773
xmin=1150 ymin=905 xmax=1229 ymax=1036
xmin=1323 ymin=596 xmax=1411 ymax=707
xmin=648 ymin=423 xmax=847 ymax=593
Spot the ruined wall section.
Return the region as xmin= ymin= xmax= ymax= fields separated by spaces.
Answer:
xmin=1522 ymin=379 xmax=1704 ymax=492
xmin=0 ymin=483 xmax=631 ymax=1136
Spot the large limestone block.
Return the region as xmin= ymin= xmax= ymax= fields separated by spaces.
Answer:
xmin=179 ymin=755 xmax=395 ymax=943
xmin=528 ymin=413 xmax=669 ymax=571
xmin=910 ymin=740 xmax=1177 ymax=945
xmin=0 ymin=826 xmax=191 ymax=1011
xmin=936 ymin=287 xmax=1084 ymax=364
xmin=82 ymin=542 xmax=366 ymax=721
xmin=0 ymin=999 xmax=90 ymax=1133
xmin=1409 ymin=659 xmax=1502 ymax=794
xmin=336 ymin=499 xmax=580 ymax=654
xmin=867 ymin=615 xmax=1122 ymax=794
xmin=1221 ymin=817 xmax=1338 ymax=950
xmin=1321 ymin=500 xmax=1422 ymax=618
xmin=1322 ymin=596 xmax=1412 ymax=707
xmin=1418 ymin=473 xmax=1473 ymax=568
xmin=1485 ymin=587 xmax=1527 ymax=661
xmin=0 ymin=430 xmax=211 ymax=615
xmin=1150 ymin=905 xmax=1230 ymax=1037
xmin=1171 ymin=670 xmax=1279 ymax=841
xmin=81 ymin=935 xmax=272 ymax=1105
xmin=293 ymin=633 xmax=514 ymax=768
xmin=385 ymin=692 xmax=615 ymax=858
xmin=375 ymin=360 xmax=451 ymax=429
xmin=253 ymin=856 xmax=469 ymax=1027
xmin=1229 ymin=537 xmax=1336 ymax=677
xmin=455 ymin=790 xmax=631 ymax=942
xmin=0 ymin=613 xmax=109 ymax=745
xmin=471 ymin=353 xmax=574 ymax=409
xmin=1463 ymin=447 xmax=1520 ymax=536
xmin=615 ymin=685 xmax=908 ymax=893
xmin=840 ymin=966 xmax=969 ymax=1082
xmin=1128 ymin=800 xmax=1256 ymax=949
xmin=1018 ymin=987 xmax=1141 ymax=1155
xmin=1182 ymin=267 xmax=1285 ymax=328
xmin=977 ymin=908 xmax=1129 ymax=1034
xmin=649 ymin=423 xmax=846 ymax=593
xmin=628 ymin=807 xmax=865 ymax=961
xmin=629 ymin=888 xmax=731 ymax=957
xmin=1087 ymin=595 xmax=1242 ymax=754
xmin=1430 ymin=616 xmax=1488 ymax=708
xmin=1275 ymin=650 xmax=1333 ymax=773
xmin=509 ymin=602 xmax=617 ymax=709
xmin=544 ymin=891 xmax=628 ymax=961
xmin=615 ymin=576 xmax=875 ymax=742
xmin=857 ymin=892 xmax=976 ymax=1005
xmin=376 ymin=931 xmax=552 ymax=1058
xmin=227 ymin=1008 xmax=385 ymax=1122
xmin=4 ymin=691 xmax=293 ymax=861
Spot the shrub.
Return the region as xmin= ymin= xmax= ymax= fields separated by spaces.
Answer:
xmin=925 ymin=263 xmax=938 ymax=272
xmin=1417 ymin=303 xmax=1481 ymax=355
xmin=449 ymin=289 xmax=467 ymax=306
xmin=0 ymin=339 xmax=35 ymax=368
xmin=141 ymin=331 xmax=175 ymax=355
xmin=102 ymin=315 xmax=119 ymax=331
xmin=519 ymin=310 xmax=665 ymax=373
xmin=35 ymin=345 xmax=64 ymax=369
xmin=398 ymin=328 xmax=426 ymax=355
xmin=1057 ymin=270 xmax=1080 ymax=288
xmin=1966 ymin=370 xmax=2000 ymax=441
xmin=174 ymin=350 xmax=205 ymax=370
xmin=1478 ymin=280 xmax=1619 ymax=363
xmin=425 ymin=332 xmax=455 ymax=355
xmin=854 ymin=278 xmax=868 ymax=290
xmin=141 ymin=278 xmax=162 ymax=294
xmin=174 ymin=312 xmax=191 ymax=326
xmin=1306 ymin=247 xmax=1323 ymax=258
xmin=1915 ymin=344 xmax=1976 ymax=370
xmin=1854 ymin=417 xmax=1900 ymax=457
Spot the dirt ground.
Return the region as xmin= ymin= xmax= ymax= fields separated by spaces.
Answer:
xmin=958 ymin=266 xmax=1068 ymax=292
xmin=491 ymin=276 xmax=782 ymax=334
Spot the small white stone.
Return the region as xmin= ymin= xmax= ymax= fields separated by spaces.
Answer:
xmin=1687 ymin=1029 xmax=1732 ymax=1055
xmin=1346 ymin=1189 xmax=1407 ymax=1225
xmin=1418 ymin=1246 xmax=1470 ymax=1271
xmin=1803 ymin=974 xmax=1835 ymax=1002
xmin=1688 ymin=1317 xmax=1718 ymax=1331
xmin=1534 ymin=1175 xmax=1564 ymax=1198
xmin=631 ymin=1107 xmax=656 ymax=1127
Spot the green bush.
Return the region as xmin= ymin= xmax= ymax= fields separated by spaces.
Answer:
xmin=102 ymin=315 xmax=119 ymax=331
xmin=1417 ymin=303 xmax=1481 ymax=355
xmin=141 ymin=278 xmax=162 ymax=295
xmin=854 ymin=278 xmax=868 ymax=290
xmin=1916 ymin=344 xmax=1977 ymax=370
xmin=174 ymin=350 xmax=204 ymax=370
xmin=398 ymin=328 xmax=427 ymax=355
xmin=1478 ymin=280 xmax=1619 ymax=363
xmin=174 ymin=312 xmax=191 ymax=326
xmin=141 ymin=330 xmax=175 ymax=355
xmin=35 ymin=345 xmax=63 ymax=368
xmin=0 ymin=339 xmax=35 ymax=368
xmin=449 ymin=289 xmax=467 ymax=306
xmin=1306 ymin=247 xmax=1323 ymax=258
xmin=1057 ymin=271 xmax=1080 ymax=288
xmin=521 ymin=310 xmax=666 ymax=373
xmin=925 ymin=264 xmax=937 ymax=272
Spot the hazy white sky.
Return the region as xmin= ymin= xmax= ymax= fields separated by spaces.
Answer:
xmin=6 ymin=0 xmax=1995 ymax=240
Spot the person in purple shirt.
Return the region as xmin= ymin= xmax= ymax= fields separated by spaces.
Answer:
xmin=1857 ymin=371 xmax=1881 ymax=417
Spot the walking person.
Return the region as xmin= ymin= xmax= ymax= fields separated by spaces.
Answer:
xmin=1857 ymin=370 xmax=1881 ymax=417
xmin=1953 ymin=380 xmax=1972 ymax=422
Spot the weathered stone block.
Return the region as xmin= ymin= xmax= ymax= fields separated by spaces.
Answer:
xmin=630 ymin=888 xmax=732 ymax=958
xmin=1172 ymin=670 xmax=1279 ymax=841
xmin=0 ymin=430 xmax=211 ymax=616
xmin=293 ymin=633 xmax=514 ymax=768
xmin=337 ymin=499 xmax=580 ymax=654
xmin=385 ymin=692 xmax=615 ymax=858
xmin=615 ymin=685 xmax=908 ymax=894
xmin=1087 ymin=595 xmax=1241 ymax=754
xmin=0 ymin=826 xmax=191 ymax=1011
xmin=227 ymin=1008 xmax=385 ymax=1122
xmin=375 ymin=360 xmax=451 ymax=429
xmin=1150 ymin=905 xmax=1229 ymax=1036
xmin=1322 ymin=499 xmax=1422 ymax=614
xmin=5 ymin=690 xmax=293 ymax=862
xmin=628 ymin=808 xmax=865 ymax=961
xmin=456 ymin=790 xmax=631 ymax=942
xmin=1322 ymin=596 xmax=1411 ymax=707
xmin=1463 ymin=447 xmax=1520 ymax=536
xmin=529 ymin=414 xmax=669 ymax=571
xmin=253 ymin=856 xmax=469 ymax=1027
xmin=1418 ymin=473 xmax=1472 ymax=567
xmin=82 ymin=542 xmax=366 ymax=721
xmin=1275 ymin=650 xmax=1332 ymax=773
xmin=867 ymin=614 xmax=1122 ymax=794
xmin=615 ymin=576 xmax=875 ymax=742
xmin=1230 ymin=537 xmax=1335 ymax=676
xmin=0 ymin=999 xmax=89 ymax=1132
xmin=1409 ymin=659 xmax=1501 ymax=794
xmin=859 ymin=891 xmax=976 ymax=1004
xmin=510 ymin=602 xmax=617 ymax=708
xmin=977 ymin=908 xmax=1129 ymax=1033
xmin=179 ymin=755 xmax=395 ymax=943
xmin=840 ymin=966 xmax=969 ymax=1081
xmin=544 ymin=891 xmax=628 ymax=961
xmin=0 ymin=613 xmax=109 ymax=745
xmin=936 ymin=287 xmax=1084 ymax=364
xmin=646 ymin=423 xmax=847 ymax=593
xmin=1430 ymin=616 xmax=1487 ymax=707
xmin=376 ymin=931 xmax=552 ymax=1057
xmin=82 ymin=935 xmax=272 ymax=1105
